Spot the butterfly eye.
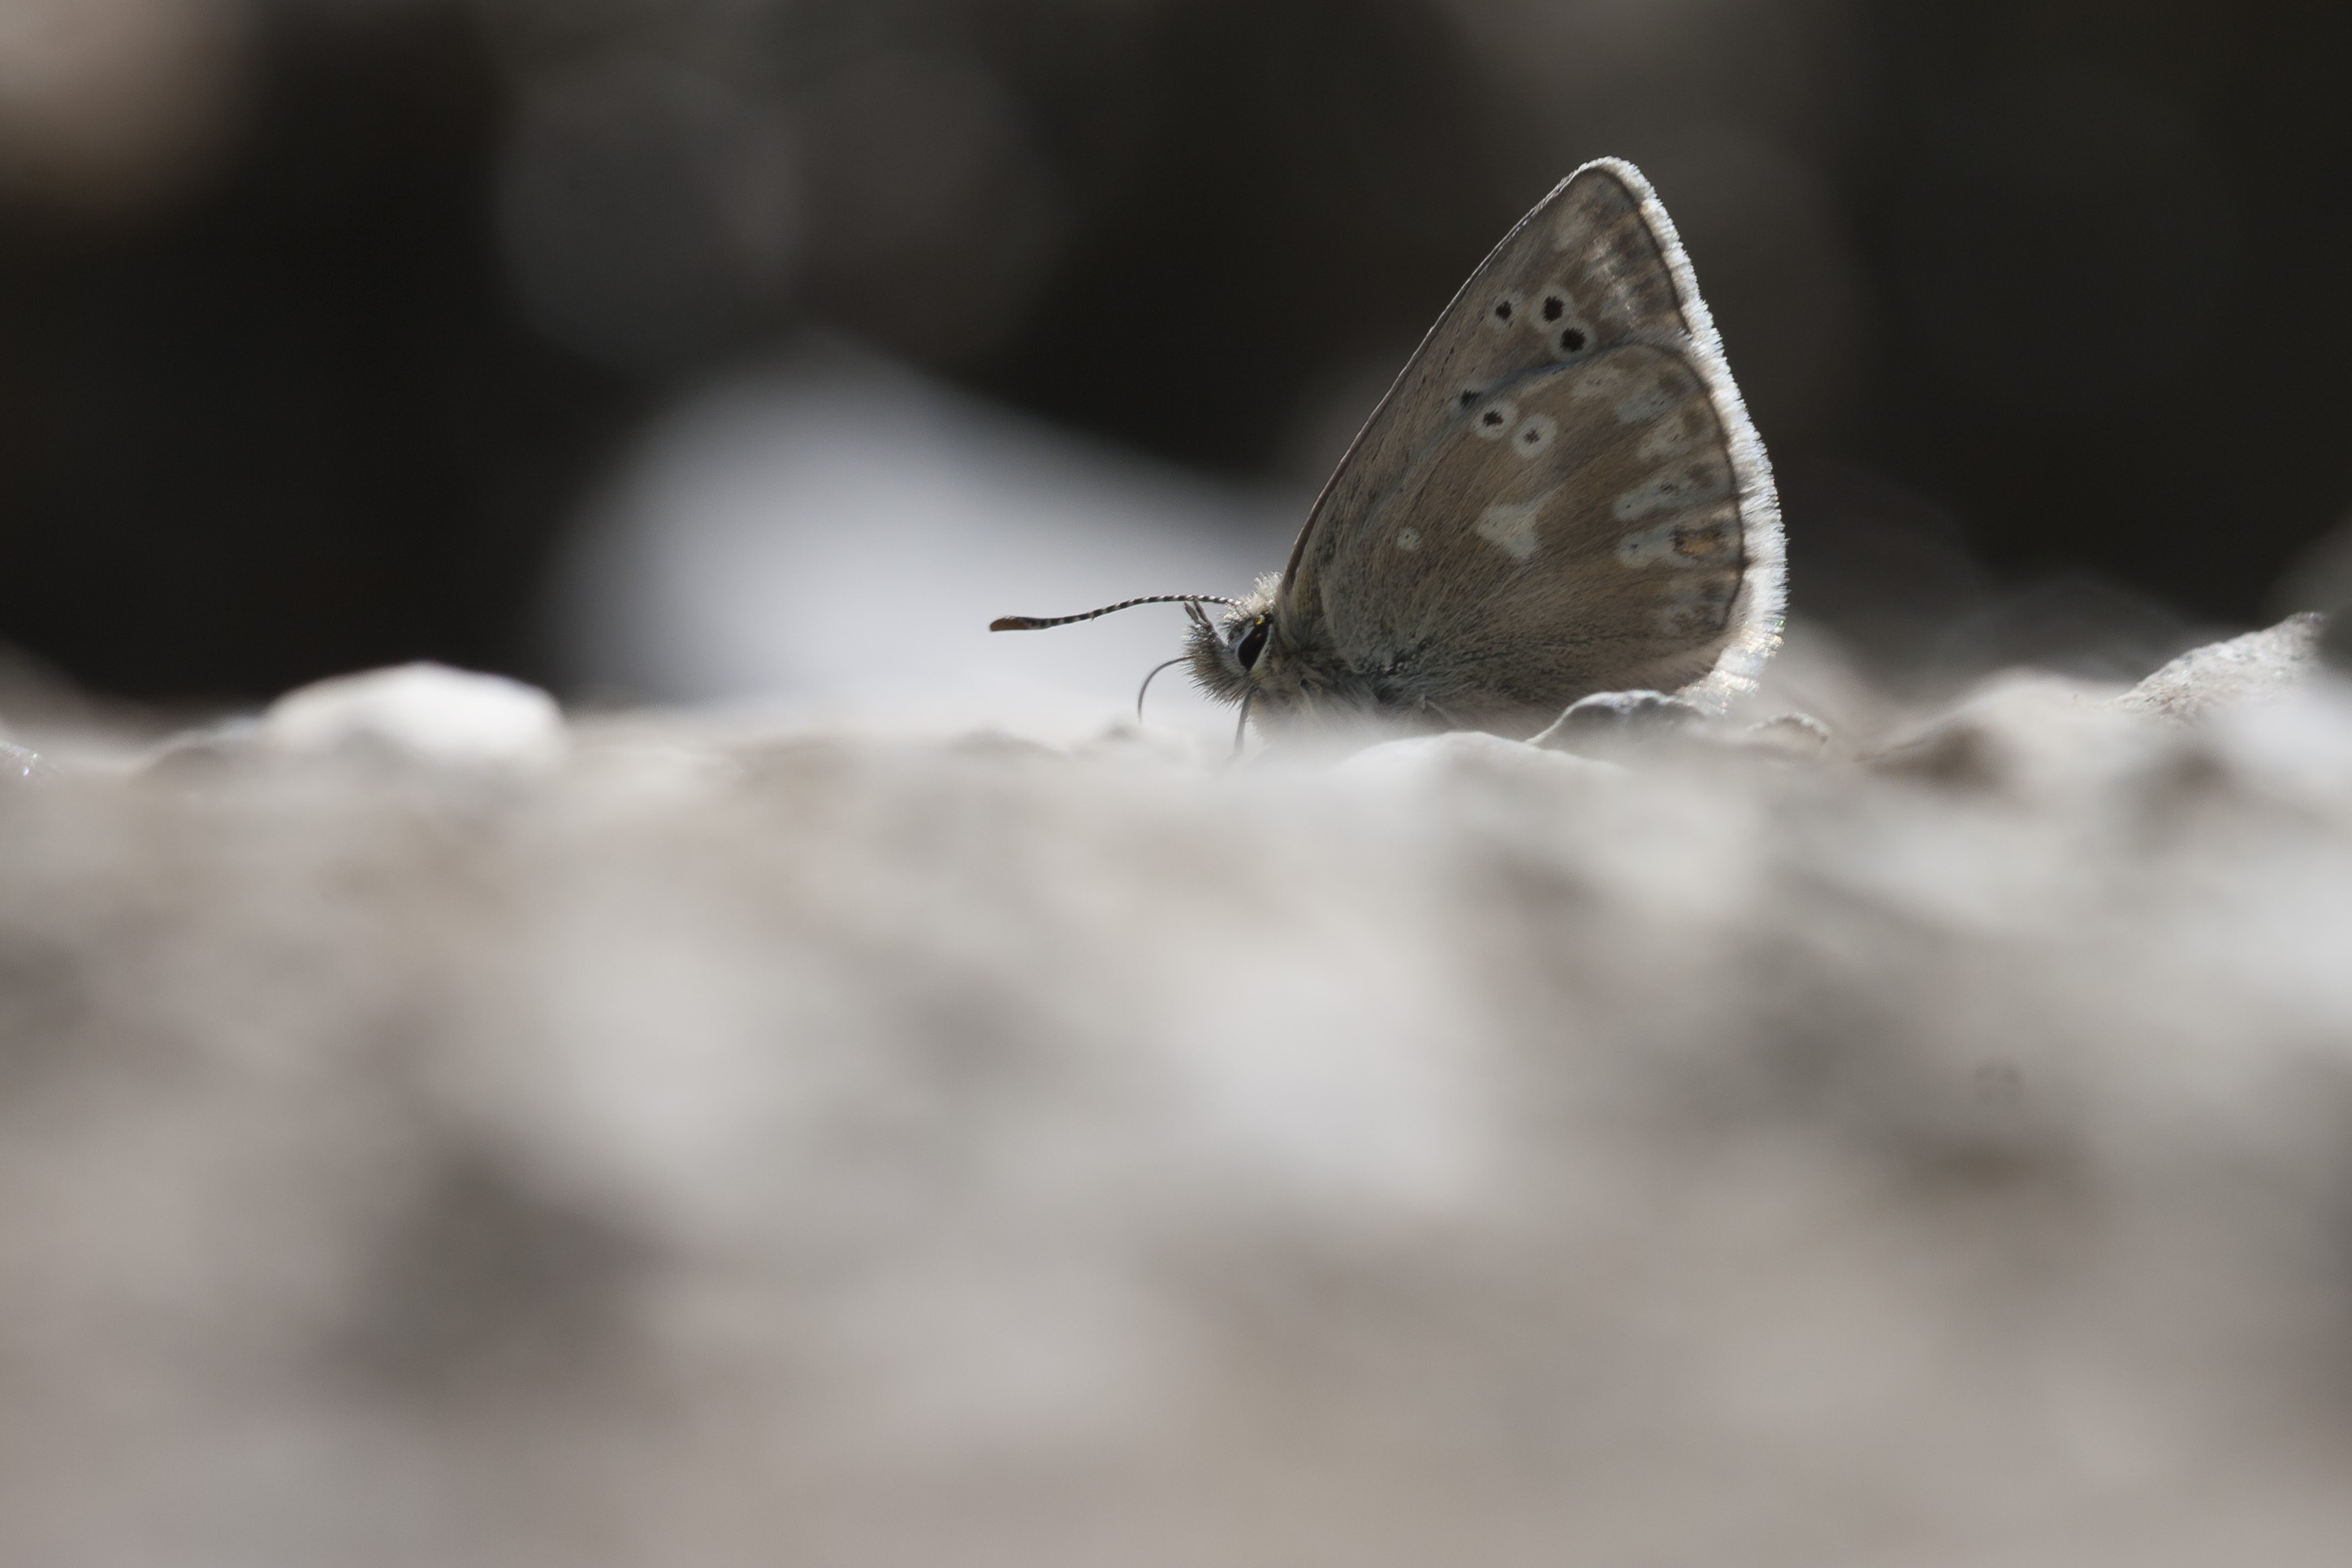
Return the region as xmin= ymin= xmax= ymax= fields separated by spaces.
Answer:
xmin=1234 ymin=619 xmax=1269 ymax=671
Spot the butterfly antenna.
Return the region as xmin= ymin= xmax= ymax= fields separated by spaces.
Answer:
xmin=1135 ymin=656 xmax=1188 ymax=723
xmin=990 ymin=594 xmax=1241 ymax=633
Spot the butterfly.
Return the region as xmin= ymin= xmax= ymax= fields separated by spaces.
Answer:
xmin=992 ymin=158 xmax=1783 ymax=747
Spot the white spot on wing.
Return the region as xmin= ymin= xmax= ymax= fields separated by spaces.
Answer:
xmin=1568 ymin=361 xmax=1633 ymax=401
xmin=1614 ymin=380 xmax=1679 ymax=424
xmin=1511 ymin=412 xmax=1558 ymax=457
xmin=1637 ymin=406 xmax=1709 ymax=460
xmin=1395 ymin=526 xmax=1422 ymax=552
xmin=1613 ymin=466 xmax=1727 ymax=522
xmin=1475 ymin=500 xmax=1542 ymax=563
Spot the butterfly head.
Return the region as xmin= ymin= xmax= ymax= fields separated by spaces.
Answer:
xmin=1184 ymin=575 xmax=1282 ymax=704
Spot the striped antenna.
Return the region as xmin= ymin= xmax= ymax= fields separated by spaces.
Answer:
xmin=989 ymin=594 xmax=1241 ymax=633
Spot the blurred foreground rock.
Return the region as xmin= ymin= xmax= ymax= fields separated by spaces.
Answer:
xmin=4 ymin=624 xmax=2352 ymax=1565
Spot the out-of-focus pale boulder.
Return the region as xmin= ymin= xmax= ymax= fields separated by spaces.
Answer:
xmin=261 ymin=662 xmax=569 ymax=771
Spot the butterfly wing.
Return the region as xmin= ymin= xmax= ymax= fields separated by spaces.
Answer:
xmin=1299 ymin=343 xmax=1747 ymax=733
xmin=1276 ymin=158 xmax=1782 ymax=727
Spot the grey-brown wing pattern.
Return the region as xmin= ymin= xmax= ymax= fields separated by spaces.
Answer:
xmin=1297 ymin=343 xmax=1748 ymax=735
xmin=1278 ymin=157 xmax=1780 ymax=715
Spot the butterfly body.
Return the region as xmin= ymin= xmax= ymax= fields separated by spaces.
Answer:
xmin=1000 ymin=158 xmax=1783 ymax=745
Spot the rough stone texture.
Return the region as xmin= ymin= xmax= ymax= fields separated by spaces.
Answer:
xmin=4 ymin=620 xmax=2352 ymax=1565
xmin=2116 ymin=611 xmax=2327 ymax=722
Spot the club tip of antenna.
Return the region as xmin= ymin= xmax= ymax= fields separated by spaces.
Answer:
xmin=989 ymin=616 xmax=1043 ymax=632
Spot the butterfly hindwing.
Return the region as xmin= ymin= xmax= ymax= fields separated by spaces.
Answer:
xmin=1277 ymin=158 xmax=1781 ymax=728
xmin=1305 ymin=343 xmax=1746 ymax=733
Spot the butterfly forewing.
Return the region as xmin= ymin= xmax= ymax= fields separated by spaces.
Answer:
xmin=1308 ymin=343 xmax=1746 ymax=733
xmin=1277 ymin=157 xmax=1781 ymax=727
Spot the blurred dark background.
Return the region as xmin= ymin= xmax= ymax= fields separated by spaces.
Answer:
xmin=2 ymin=0 xmax=2348 ymax=702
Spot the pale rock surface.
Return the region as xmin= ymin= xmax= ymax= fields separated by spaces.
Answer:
xmin=2116 ymin=611 xmax=2328 ymax=723
xmin=1 ymin=622 xmax=2350 ymax=1565
xmin=261 ymin=661 xmax=569 ymax=771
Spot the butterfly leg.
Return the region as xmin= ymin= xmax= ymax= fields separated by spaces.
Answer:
xmin=1135 ymin=656 xmax=1188 ymax=723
